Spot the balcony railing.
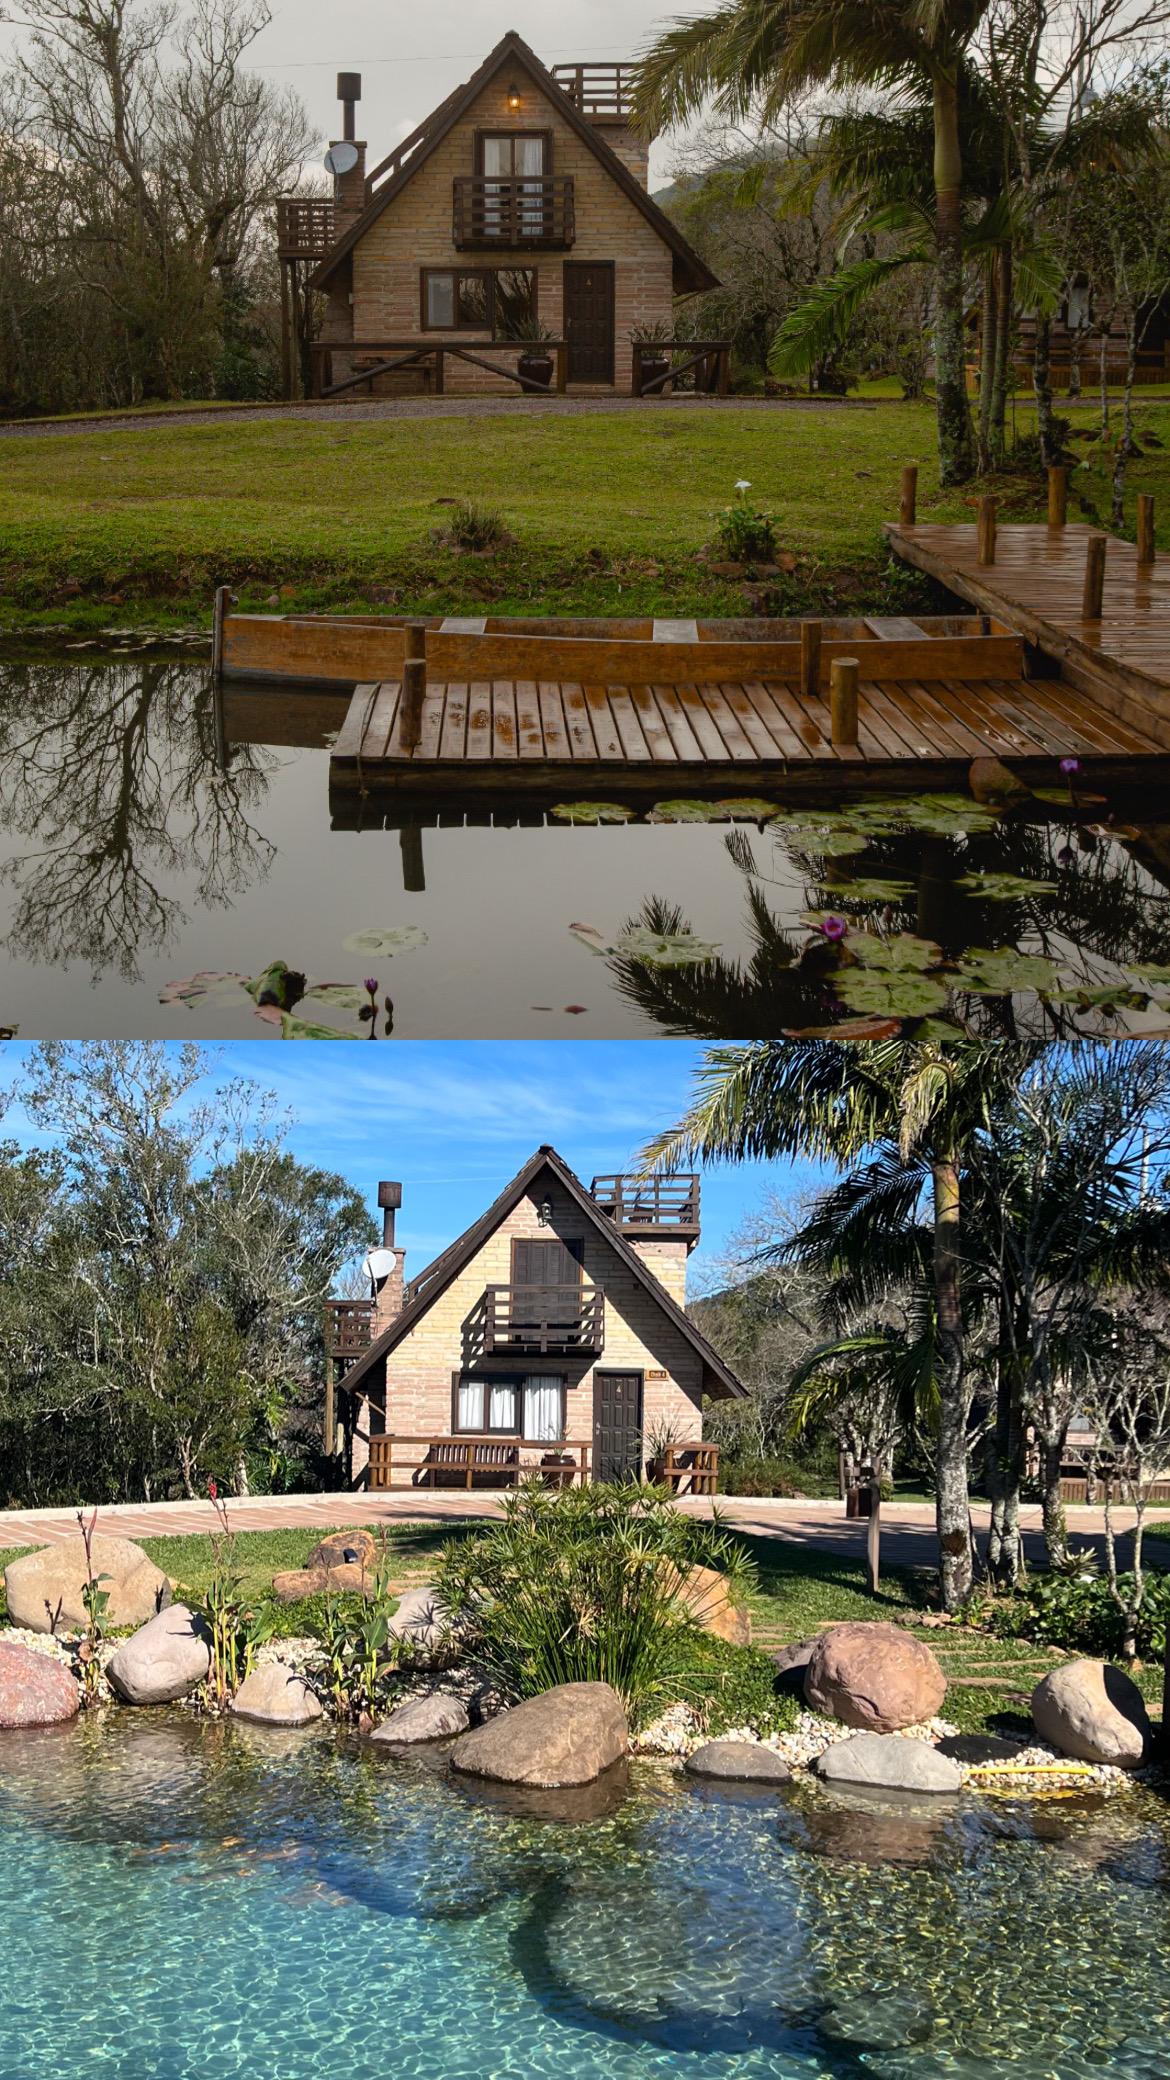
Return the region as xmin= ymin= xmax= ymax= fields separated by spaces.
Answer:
xmin=452 ymin=175 xmax=575 ymax=249
xmin=590 ymin=1174 xmax=701 ymax=1237
xmin=552 ymin=62 xmax=634 ymax=121
xmin=276 ymin=196 xmax=335 ymax=260
xmin=464 ymin=1283 xmax=604 ymax=1359
xmin=324 ymin=1298 xmax=376 ymax=1367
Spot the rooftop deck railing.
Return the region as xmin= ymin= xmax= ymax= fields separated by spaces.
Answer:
xmin=452 ymin=175 xmax=575 ymax=249
xmin=324 ymin=1297 xmax=376 ymax=1364
xmin=590 ymin=1173 xmax=701 ymax=1235
xmin=551 ymin=62 xmax=634 ymax=121
xmin=276 ymin=196 xmax=335 ymax=260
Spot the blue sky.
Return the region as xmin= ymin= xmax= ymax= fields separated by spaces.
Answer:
xmin=0 ymin=1042 xmax=826 ymax=1287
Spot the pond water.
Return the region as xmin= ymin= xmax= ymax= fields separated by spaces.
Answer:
xmin=3 ymin=1713 xmax=1170 ymax=2079
xmin=5 ymin=651 xmax=1170 ymax=1040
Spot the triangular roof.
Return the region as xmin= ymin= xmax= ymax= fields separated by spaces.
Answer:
xmin=338 ymin=1145 xmax=746 ymax=1400
xmin=312 ymin=31 xmax=718 ymax=296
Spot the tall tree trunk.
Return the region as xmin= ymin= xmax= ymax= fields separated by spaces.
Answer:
xmin=991 ymin=244 xmax=1012 ymax=464
xmin=932 ymin=1153 xmax=972 ymax=1609
xmin=1111 ymin=312 xmax=1139 ymax=529
xmin=1033 ymin=314 xmax=1057 ymax=466
xmin=932 ymin=73 xmax=975 ymax=487
xmin=1041 ymin=1435 xmax=1068 ymax=1569
xmin=977 ymin=264 xmax=996 ymax=473
xmin=986 ymin=1303 xmax=1025 ymax=1589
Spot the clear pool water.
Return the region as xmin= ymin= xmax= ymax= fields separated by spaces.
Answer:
xmin=4 ymin=1712 xmax=1170 ymax=2079
xmin=5 ymin=652 xmax=1170 ymax=1041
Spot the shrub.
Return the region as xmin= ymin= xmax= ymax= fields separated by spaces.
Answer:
xmin=977 ymin=1568 xmax=1170 ymax=1661
xmin=437 ymin=498 xmax=511 ymax=551
xmin=660 ymin=1632 xmax=799 ymax=1737
xmin=436 ymin=1479 xmax=756 ymax=1728
xmin=714 ymin=480 xmax=777 ymax=564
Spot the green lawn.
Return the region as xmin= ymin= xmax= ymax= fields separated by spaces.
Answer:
xmin=4 ymin=398 xmax=1170 ymax=632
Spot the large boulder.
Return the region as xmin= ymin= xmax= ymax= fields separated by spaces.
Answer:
xmin=815 ymin=1732 xmax=962 ymax=1794
xmin=5 ymin=1534 xmax=171 ymax=1636
xmin=804 ymin=1623 xmax=946 ymax=1733
xmin=231 ymin=1664 xmax=323 ymax=1727
xmin=305 ymin=1529 xmax=379 ymax=1573
xmin=1031 ymin=1659 xmax=1151 ymax=1768
xmin=450 ymin=1682 xmax=628 ymax=1788
xmin=106 ymin=1605 xmax=211 ymax=1705
xmin=387 ymin=1586 xmax=457 ymax=1656
xmin=370 ymin=1692 xmax=471 ymax=1745
xmin=660 ymin=1563 xmax=751 ymax=1647
xmin=771 ymin=1638 xmax=817 ymax=1696
xmin=270 ymin=1563 xmax=374 ymax=1606
xmin=685 ymin=1739 xmax=790 ymax=1783
xmin=0 ymin=1640 xmax=81 ymax=1727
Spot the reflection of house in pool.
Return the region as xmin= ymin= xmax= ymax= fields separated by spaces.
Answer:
xmin=274 ymin=32 xmax=719 ymax=401
xmin=322 ymin=1148 xmax=744 ymax=1490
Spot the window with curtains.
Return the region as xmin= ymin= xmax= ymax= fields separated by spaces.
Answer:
xmin=454 ymin=1375 xmax=565 ymax=1439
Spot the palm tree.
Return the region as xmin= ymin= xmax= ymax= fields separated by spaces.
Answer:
xmin=642 ymin=1037 xmax=1034 ymax=1607
xmin=632 ymin=0 xmax=988 ymax=483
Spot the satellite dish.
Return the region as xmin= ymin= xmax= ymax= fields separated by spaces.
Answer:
xmin=364 ymin=1247 xmax=397 ymax=1285
xmin=325 ymin=140 xmax=360 ymax=178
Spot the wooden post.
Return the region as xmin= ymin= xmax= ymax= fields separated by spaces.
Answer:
xmin=899 ymin=463 xmax=918 ymax=527
xmin=1082 ymin=532 xmax=1107 ymax=619
xmin=555 ymin=343 xmax=568 ymax=395
xmin=432 ymin=347 xmax=444 ymax=396
xmin=632 ymin=342 xmax=642 ymax=398
xmin=400 ymin=622 xmax=427 ymax=752
xmin=211 ymin=585 xmax=233 ymax=679
xmin=323 ymin=1356 xmax=335 ymax=1459
xmin=1137 ymin=491 xmax=1156 ymax=566
xmin=279 ymin=262 xmax=293 ymax=402
xmin=1047 ymin=464 xmax=1068 ymax=529
xmin=976 ymin=494 xmax=997 ymax=565
xmin=399 ymin=821 xmax=425 ymax=892
xmin=830 ymin=656 xmax=859 ymax=747
xmin=800 ymin=618 xmax=822 ymax=699
xmin=866 ymin=1480 xmax=882 ymax=1596
xmin=717 ymin=345 xmax=731 ymax=396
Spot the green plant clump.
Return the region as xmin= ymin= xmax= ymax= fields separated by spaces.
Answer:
xmin=714 ymin=480 xmax=778 ymax=564
xmin=662 ymin=1631 xmax=799 ymax=1737
xmin=978 ymin=1568 xmax=1170 ymax=1660
xmin=436 ymin=1479 xmax=756 ymax=1728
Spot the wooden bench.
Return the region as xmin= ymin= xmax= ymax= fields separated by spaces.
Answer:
xmin=411 ymin=1439 xmax=521 ymax=1489
xmin=662 ymin=1444 xmax=720 ymax=1496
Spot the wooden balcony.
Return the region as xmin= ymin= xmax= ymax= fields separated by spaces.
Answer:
xmin=552 ymin=63 xmax=634 ymax=122
xmin=452 ymin=176 xmax=575 ymax=249
xmin=276 ymin=196 xmax=335 ymax=260
xmin=464 ymin=1283 xmax=604 ymax=1359
xmin=324 ymin=1297 xmax=376 ymax=1368
xmin=590 ymin=1173 xmax=701 ymax=1239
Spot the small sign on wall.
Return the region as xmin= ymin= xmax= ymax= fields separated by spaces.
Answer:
xmin=646 ymin=1369 xmax=668 ymax=1381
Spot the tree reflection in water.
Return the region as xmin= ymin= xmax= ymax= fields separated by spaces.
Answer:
xmin=0 ymin=660 xmax=276 ymax=981
xmin=605 ymin=803 xmax=1170 ymax=1040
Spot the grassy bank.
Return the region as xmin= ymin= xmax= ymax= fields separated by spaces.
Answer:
xmin=3 ymin=1519 xmax=1160 ymax=1737
xmin=4 ymin=400 xmax=1168 ymax=634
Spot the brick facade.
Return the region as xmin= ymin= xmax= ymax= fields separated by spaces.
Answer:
xmin=353 ymin=1179 xmax=706 ymax=1484
xmin=329 ymin=74 xmax=677 ymax=395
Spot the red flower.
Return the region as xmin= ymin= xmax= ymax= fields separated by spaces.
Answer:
xmin=208 ymin=1477 xmax=218 ymax=1501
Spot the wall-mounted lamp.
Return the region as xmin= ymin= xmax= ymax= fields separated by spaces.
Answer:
xmin=506 ymin=80 xmax=523 ymax=113
xmin=537 ymin=1196 xmax=553 ymax=1226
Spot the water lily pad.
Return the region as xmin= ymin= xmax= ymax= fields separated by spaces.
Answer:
xmin=244 ymin=962 xmax=306 ymax=1011
xmin=550 ymin=802 xmax=637 ymax=824
xmin=956 ymin=871 xmax=1058 ymax=900
xmin=770 ymin=817 xmax=869 ymax=856
xmin=569 ymin=922 xmax=617 ymax=957
xmin=1126 ymin=964 xmax=1170 ymax=986
xmin=782 ymin=1015 xmax=904 ymax=1041
xmin=948 ymin=948 xmax=1062 ymax=994
xmin=715 ymin=797 xmax=784 ymax=820
xmin=649 ymin=800 xmax=727 ymax=823
xmin=849 ymin=933 xmax=944 ymax=972
xmin=822 ymin=876 xmax=914 ymax=902
xmin=159 ymin=970 xmax=247 ymax=1007
xmin=613 ymin=927 xmax=722 ymax=966
xmin=279 ymin=1014 xmax=359 ymax=1040
xmin=1030 ymin=786 xmax=1107 ymax=807
xmin=342 ymin=926 xmax=428 ymax=956
xmin=879 ymin=793 xmax=1002 ymax=837
xmin=836 ymin=969 xmax=952 ymax=1017
xmin=305 ymin=984 xmax=371 ymax=1011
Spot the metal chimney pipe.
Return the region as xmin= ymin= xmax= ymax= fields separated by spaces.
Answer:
xmin=377 ymin=1179 xmax=402 ymax=1247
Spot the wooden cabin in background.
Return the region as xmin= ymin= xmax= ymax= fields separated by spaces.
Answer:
xmin=322 ymin=1147 xmax=745 ymax=1492
xmin=276 ymin=32 xmax=717 ymax=402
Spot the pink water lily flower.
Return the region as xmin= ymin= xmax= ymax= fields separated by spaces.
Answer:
xmin=820 ymin=915 xmax=848 ymax=942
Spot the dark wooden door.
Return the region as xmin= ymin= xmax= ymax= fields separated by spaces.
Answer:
xmin=593 ymin=1371 xmax=643 ymax=1483
xmin=511 ymin=1238 xmax=582 ymax=1288
xmin=564 ymin=262 xmax=615 ymax=383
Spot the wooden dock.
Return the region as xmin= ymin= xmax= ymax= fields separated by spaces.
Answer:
xmin=327 ymin=662 xmax=1162 ymax=809
xmin=886 ymin=518 xmax=1170 ymax=751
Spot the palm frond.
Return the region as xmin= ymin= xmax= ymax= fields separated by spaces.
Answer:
xmin=768 ymin=250 xmax=925 ymax=375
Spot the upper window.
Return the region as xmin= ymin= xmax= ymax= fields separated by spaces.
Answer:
xmin=478 ymin=133 xmax=548 ymax=177
xmin=422 ymin=268 xmax=537 ymax=335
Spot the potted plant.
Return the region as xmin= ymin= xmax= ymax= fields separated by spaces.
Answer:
xmin=508 ymin=315 xmax=556 ymax=391
xmin=628 ymin=321 xmax=673 ymax=394
xmin=645 ymin=1416 xmax=687 ymax=1484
